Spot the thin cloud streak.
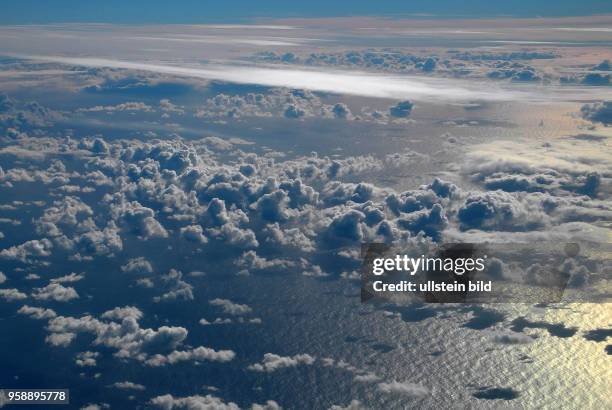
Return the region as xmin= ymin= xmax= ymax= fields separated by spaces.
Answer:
xmin=127 ymin=35 xmax=306 ymax=46
xmin=12 ymin=54 xmax=612 ymax=102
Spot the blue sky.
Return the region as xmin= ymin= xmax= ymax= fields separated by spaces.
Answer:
xmin=2 ymin=0 xmax=612 ymax=24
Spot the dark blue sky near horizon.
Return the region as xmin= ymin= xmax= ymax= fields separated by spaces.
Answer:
xmin=2 ymin=0 xmax=612 ymax=24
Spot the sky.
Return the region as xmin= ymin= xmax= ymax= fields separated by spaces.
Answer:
xmin=2 ymin=0 xmax=612 ymax=24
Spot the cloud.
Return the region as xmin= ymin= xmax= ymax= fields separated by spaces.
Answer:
xmin=248 ymin=353 xmax=315 ymax=372
xmin=100 ymin=306 xmax=143 ymax=321
xmin=593 ymin=60 xmax=611 ymax=71
xmin=236 ymin=250 xmax=295 ymax=274
xmin=150 ymin=394 xmax=240 ymax=410
xmin=18 ymin=305 xmax=57 ymax=319
xmin=0 ymin=288 xmax=27 ymax=301
xmin=389 ymin=100 xmax=414 ymax=118
xmin=109 ymin=381 xmax=146 ymax=391
xmin=15 ymin=55 xmax=542 ymax=102
xmin=581 ymin=73 xmax=610 ymax=86
xmin=581 ymin=101 xmax=612 ymax=125
xmin=45 ymin=332 xmax=76 ymax=347
xmin=353 ymin=373 xmax=381 ymax=383
xmin=180 ymin=224 xmax=208 ymax=243
xmin=262 ymin=223 xmax=314 ymax=252
xmin=195 ymin=88 xmax=355 ymax=122
xmin=324 ymin=209 xmax=366 ymax=244
xmin=154 ymin=270 xmax=194 ymax=302
xmin=115 ymin=201 xmax=168 ymax=239
xmin=457 ymin=191 xmax=546 ymax=231
xmin=80 ymin=404 xmax=109 ymax=410
xmin=377 ymin=380 xmax=429 ymax=397
xmin=209 ymin=298 xmax=252 ymax=315
xmin=35 ymin=196 xmax=122 ymax=256
xmin=251 ymin=401 xmax=283 ymax=410
xmin=128 ymin=34 xmax=304 ymax=47
xmin=397 ymin=203 xmax=448 ymax=240
xmin=77 ymin=102 xmax=154 ymax=113
xmin=0 ymin=239 xmax=53 ymax=263
xmin=330 ymin=103 xmax=352 ymax=119
xmin=32 ymin=283 xmax=79 ymax=302
xmin=51 ymin=272 xmax=84 ymax=283
xmin=121 ymin=257 xmax=154 ymax=274
xmin=329 ymin=401 xmax=368 ymax=410
xmin=76 ymin=351 xmax=99 ymax=367
xmin=145 ymin=346 xmax=235 ymax=367
xmin=38 ymin=306 xmax=234 ymax=365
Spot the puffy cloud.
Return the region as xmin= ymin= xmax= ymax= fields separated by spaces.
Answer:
xmin=389 ymin=100 xmax=414 ymax=118
xmin=180 ymin=224 xmax=208 ymax=244
xmin=100 ymin=306 xmax=143 ymax=321
xmin=236 ymin=250 xmax=295 ymax=274
xmin=0 ymin=97 xmax=61 ymax=130
xmin=38 ymin=306 xmax=232 ymax=365
xmin=154 ymin=270 xmax=194 ymax=302
xmin=593 ymin=60 xmax=611 ymax=71
xmin=35 ymin=196 xmax=122 ymax=256
xmin=325 ymin=210 xmax=366 ymax=244
xmin=322 ymin=182 xmax=374 ymax=206
xmin=581 ymin=73 xmax=610 ymax=86
xmin=209 ymin=298 xmax=252 ymax=316
xmin=581 ymin=101 xmax=612 ymax=125
xmin=150 ymin=394 xmax=240 ymax=410
xmin=32 ymin=283 xmax=79 ymax=302
xmin=0 ymin=271 xmax=5 ymax=284
xmin=80 ymin=404 xmax=109 ymax=410
xmin=0 ymin=239 xmax=53 ymax=263
xmin=252 ymin=190 xmax=289 ymax=222
xmin=159 ymin=99 xmax=185 ymax=115
xmin=262 ymin=223 xmax=314 ymax=252
xmin=207 ymin=223 xmax=258 ymax=248
xmin=329 ymin=400 xmax=368 ymax=410
xmin=0 ymin=288 xmax=27 ymax=301
xmin=121 ymin=257 xmax=154 ymax=274
xmin=76 ymin=351 xmax=99 ymax=367
xmin=457 ymin=191 xmax=547 ymax=231
xmin=301 ymin=264 xmax=327 ymax=277
xmin=251 ymin=401 xmax=282 ymax=410
xmin=284 ymin=104 xmax=306 ymax=119
xmin=45 ymin=332 xmax=76 ymax=347
xmin=91 ymin=138 xmax=109 ymax=155
xmin=18 ymin=305 xmax=57 ymax=319
xmin=397 ymin=203 xmax=448 ymax=241
xmin=200 ymin=318 xmax=229 ymax=325
xmin=195 ymin=88 xmax=361 ymax=123
xmin=116 ymin=201 xmax=168 ymax=239
xmin=331 ymin=103 xmax=352 ymax=119
xmin=248 ymin=353 xmax=315 ymax=372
